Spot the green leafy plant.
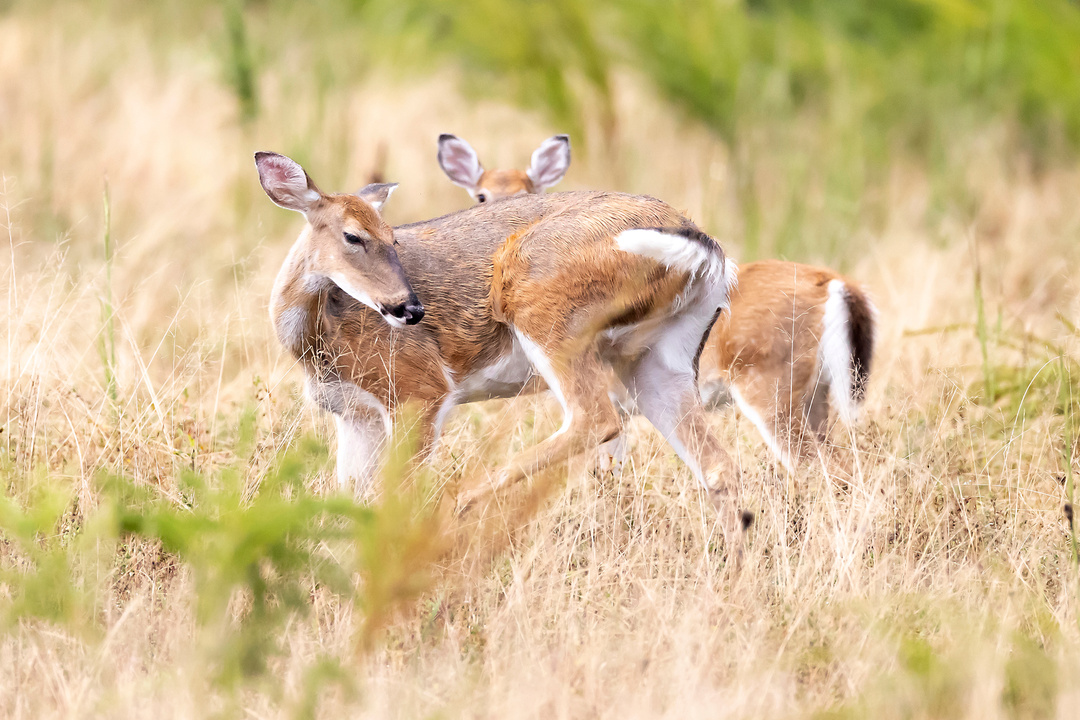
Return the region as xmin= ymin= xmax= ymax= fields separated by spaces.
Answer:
xmin=1 ymin=409 xmax=448 ymax=689
xmin=224 ymin=0 xmax=259 ymax=123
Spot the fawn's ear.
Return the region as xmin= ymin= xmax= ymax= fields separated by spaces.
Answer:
xmin=437 ymin=134 xmax=484 ymax=190
xmin=527 ymin=134 xmax=571 ymax=191
xmin=355 ymin=182 xmax=398 ymax=213
xmin=255 ymin=152 xmax=322 ymax=213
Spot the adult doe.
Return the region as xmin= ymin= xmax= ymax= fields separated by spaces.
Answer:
xmin=257 ymin=151 xmax=748 ymax=541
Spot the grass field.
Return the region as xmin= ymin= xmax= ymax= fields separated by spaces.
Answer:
xmin=1 ymin=2 xmax=1079 ymax=718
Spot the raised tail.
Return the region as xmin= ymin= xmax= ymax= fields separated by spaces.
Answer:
xmin=614 ymin=225 xmax=735 ymax=387
xmin=818 ymin=279 xmax=876 ymax=425
xmin=614 ymin=225 xmax=727 ymax=288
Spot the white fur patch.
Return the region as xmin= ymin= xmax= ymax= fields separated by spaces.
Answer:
xmin=334 ymin=413 xmax=386 ymax=495
xmin=274 ymin=306 xmax=308 ymax=353
xmin=453 ymin=339 xmax=534 ymax=403
xmin=819 ymin=279 xmax=857 ymax=425
xmin=428 ymin=364 xmax=458 ymax=445
xmin=615 ymin=228 xmax=720 ymax=278
xmin=302 ymin=376 xmax=391 ymax=494
xmin=307 ymin=377 xmax=392 ymax=435
xmin=652 ymin=308 xmax=713 ymax=379
xmin=439 ymin=362 xmax=458 ymax=392
xmin=328 ymin=272 xmax=391 ymax=324
xmin=514 ymin=330 xmax=572 ymax=438
xmin=380 ymin=313 xmax=408 ymax=329
xmin=431 ymin=396 xmax=458 ymax=447
xmin=432 ymin=341 xmax=537 ymax=443
xmin=302 ymin=272 xmax=328 ymax=294
xmin=722 ymin=258 xmax=739 ymax=307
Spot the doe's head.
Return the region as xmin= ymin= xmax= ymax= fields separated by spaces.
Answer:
xmin=255 ymin=151 xmax=424 ymax=328
xmin=437 ymin=133 xmax=571 ymax=204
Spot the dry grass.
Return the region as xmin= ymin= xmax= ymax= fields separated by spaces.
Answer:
xmin=1 ymin=5 xmax=1079 ymax=719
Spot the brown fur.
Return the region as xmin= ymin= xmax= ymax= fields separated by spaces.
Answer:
xmin=476 ymin=168 xmax=535 ymax=199
xmin=700 ymin=259 xmax=874 ymax=472
xmin=450 ymin=153 xmax=877 ymax=476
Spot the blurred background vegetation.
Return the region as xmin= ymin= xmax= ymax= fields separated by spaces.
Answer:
xmin=209 ymin=0 xmax=1080 ymax=158
xmin=195 ymin=0 xmax=1078 ymax=249
xmin=7 ymin=0 xmax=1080 ymax=262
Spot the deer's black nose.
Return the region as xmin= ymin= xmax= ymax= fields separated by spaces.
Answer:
xmin=386 ymin=301 xmax=425 ymax=325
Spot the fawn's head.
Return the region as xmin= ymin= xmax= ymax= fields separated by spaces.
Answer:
xmin=437 ymin=133 xmax=570 ymax=204
xmin=256 ymin=151 xmax=424 ymax=328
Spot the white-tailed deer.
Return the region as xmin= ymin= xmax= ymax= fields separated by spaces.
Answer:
xmin=256 ymin=151 xmax=749 ymax=543
xmin=437 ymin=134 xmax=571 ymax=204
xmin=438 ymin=135 xmax=877 ymax=476
xmin=697 ymin=261 xmax=875 ymax=474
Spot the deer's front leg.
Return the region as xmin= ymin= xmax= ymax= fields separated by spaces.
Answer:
xmin=334 ymin=410 xmax=387 ymax=498
xmin=457 ymin=336 xmax=620 ymax=512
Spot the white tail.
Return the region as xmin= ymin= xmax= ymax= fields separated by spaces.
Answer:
xmin=820 ymin=279 xmax=857 ymax=425
xmin=615 ymin=228 xmax=722 ymax=279
xmin=259 ymin=152 xmax=748 ymax=545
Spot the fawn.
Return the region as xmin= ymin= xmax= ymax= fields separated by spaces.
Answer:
xmin=438 ymin=133 xmax=571 ymax=204
xmin=437 ymin=134 xmax=876 ymax=475
xmin=257 ymin=151 xmax=749 ymax=541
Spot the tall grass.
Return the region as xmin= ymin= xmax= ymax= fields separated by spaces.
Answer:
xmin=0 ymin=1 xmax=1079 ymax=717
xmin=971 ymin=233 xmax=997 ymax=403
xmin=98 ymin=183 xmax=118 ymax=407
xmin=341 ymin=0 xmax=1080 ymax=257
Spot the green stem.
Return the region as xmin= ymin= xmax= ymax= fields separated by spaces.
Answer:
xmin=99 ymin=182 xmax=117 ymax=407
xmin=972 ymin=236 xmax=995 ymax=402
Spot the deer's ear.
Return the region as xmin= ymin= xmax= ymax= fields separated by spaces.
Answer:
xmin=437 ymin=134 xmax=484 ymax=190
xmin=255 ymin=152 xmax=322 ymax=213
xmin=356 ymin=182 xmax=398 ymax=213
xmin=527 ymin=134 xmax=571 ymax=191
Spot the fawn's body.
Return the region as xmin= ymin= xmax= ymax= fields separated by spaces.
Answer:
xmin=259 ymin=152 xmax=746 ymax=538
xmin=438 ymin=134 xmax=876 ymax=475
xmin=699 ymin=260 xmax=875 ymax=472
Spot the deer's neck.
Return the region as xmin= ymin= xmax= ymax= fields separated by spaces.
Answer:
xmin=270 ymin=231 xmax=331 ymax=360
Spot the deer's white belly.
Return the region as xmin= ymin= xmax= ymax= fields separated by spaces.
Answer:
xmin=452 ymin=335 xmax=536 ymax=403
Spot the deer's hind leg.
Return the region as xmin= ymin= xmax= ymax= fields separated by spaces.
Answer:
xmin=802 ymin=377 xmax=857 ymax=486
xmin=728 ymin=370 xmax=822 ymax=474
xmin=613 ymin=311 xmax=748 ymax=547
xmin=458 ymin=331 xmax=621 ymax=509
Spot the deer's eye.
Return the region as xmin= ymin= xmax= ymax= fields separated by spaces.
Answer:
xmin=476 ymin=192 xmax=488 ymax=204
xmin=343 ymin=231 xmax=367 ymax=247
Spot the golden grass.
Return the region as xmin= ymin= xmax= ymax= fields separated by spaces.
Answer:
xmin=1 ymin=6 xmax=1079 ymax=719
